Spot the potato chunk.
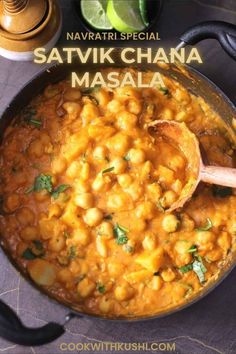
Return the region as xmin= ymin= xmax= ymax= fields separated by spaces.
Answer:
xmin=135 ymin=248 xmax=164 ymax=272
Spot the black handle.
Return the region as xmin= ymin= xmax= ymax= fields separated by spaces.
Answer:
xmin=180 ymin=21 xmax=236 ymax=60
xmin=0 ymin=300 xmax=65 ymax=346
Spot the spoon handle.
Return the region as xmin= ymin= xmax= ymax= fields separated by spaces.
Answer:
xmin=201 ymin=165 xmax=236 ymax=188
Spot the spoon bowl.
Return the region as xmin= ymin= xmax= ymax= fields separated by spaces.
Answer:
xmin=150 ymin=120 xmax=236 ymax=212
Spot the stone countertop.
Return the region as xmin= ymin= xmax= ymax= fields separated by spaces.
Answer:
xmin=0 ymin=1 xmax=235 ymax=353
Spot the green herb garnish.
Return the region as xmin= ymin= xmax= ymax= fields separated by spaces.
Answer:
xmin=188 ymin=245 xmax=198 ymax=253
xmin=196 ymin=218 xmax=213 ymax=231
xmin=102 ymin=166 xmax=114 ymax=174
xmin=22 ymin=248 xmax=37 ymax=260
xmin=33 ymin=174 xmax=53 ymax=193
xmin=159 ymin=87 xmax=170 ymax=96
xmin=123 ymin=154 xmax=130 ymax=161
xmin=51 ymin=184 xmax=71 ymax=200
xmin=192 ymin=257 xmax=207 ymax=283
xmin=212 ymin=185 xmax=233 ymax=198
xmin=28 ymin=119 xmax=42 ymax=128
xmin=113 ymin=224 xmax=129 ymax=245
xmin=96 ymin=283 xmax=106 ymax=294
xmin=68 ymin=245 xmax=77 ymax=260
xmin=179 ymin=264 xmax=193 ymax=273
xmin=157 ymin=199 xmax=165 ymax=213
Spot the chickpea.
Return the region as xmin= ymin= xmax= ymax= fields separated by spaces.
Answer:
xmin=140 ymin=161 xmax=153 ymax=180
xmin=128 ymin=148 xmax=145 ymax=164
xmin=81 ymin=103 xmax=99 ymax=124
xmin=126 ymin=182 xmax=143 ymax=201
xmin=130 ymin=218 xmax=146 ymax=232
xmin=171 ymin=179 xmax=183 ymax=194
xmin=16 ymin=207 xmax=35 ymax=226
xmin=206 ymin=248 xmax=222 ymax=262
xmin=107 ymin=193 xmax=127 ymax=211
xmin=196 ymin=231 xmax=216 ymax=245
xmin=84 ymin=208 xmax=103 ymax=226
xmin=99 ymin=297 xmax=112 ymax=314
xmin=4 ymin=194 xmax=20 ymax=212
xmin=127 ymin=99 xmax=142 ymax=115
xmin=77 ymin=278 xmax=96 ymax=298
xmin=64 ymin=88 xmax=81 ymax=101
xmin=135 ymin=201 xmax=155 ymax=220
xmin=148 ymin=275 xmax=163 ymax=290
xmin=117 ymin=111 xmax=137 ymax=130
xmin=146 ymin=183 xmax=162 ymax=201
xmin=107 ymin=99 xmax=123 ymax=113
xmin=75 ymin=193 xmax=94 ymax=209
xmin=161 ymin=108 xmax=174 ymax=120
xmin=97 ymin=221 xmax=113 ymax=239
xmin=92 ymin=174 xmax=111 ymax=192
xmin=51 ymin=157 xmax=67 ymax=174
xmin=161 ymin=268 xmax=176 ymax=282
xmin=142 ymin=233 xmax=157 ymax=251
xmin=96 ymin=236 xmax=108 ymax=257
xmin=44 ymin=85 xmax=60 ymax=98
xmin=175 ymin=240 xmax=191 ymax=254
xmin=28 ymin=259 xmax=56 ymax=286
xmin=96 ymin=88 xmax=111 ymax=107
xmin=93 ymin=146 xmax=107 ymax=160
xmin=106 ymin=133 xmax=130 ymax=156
xmin=69 ymin=260 xmax=81 ymax=274
xmin=162 ymin=214 xmax=180 ymax=233
xmin=49 ymin=235 xmax=66 ymax=252
xmin=28 ymin=139 xmax=44 ymax=158
xmin=117 ymin=174 xmax=132 ymax=188
xmin=176 ymin=111 xmax=188 ymax=122
xmin=112 ymin=158 xmax=127 ymax=174
xmin=20 ymin=226 xmax=38 ymax=241
xmin=168 ymin=155 xmax=185 ymax=171
xmin=217 ymin=232 xmax=231 ymax=252
xmin=116 ymin=87 xmax=141 ymax=100
xmin=73 ymin=228 xmax=91 ymax=246
xmin=108 ymin=262 xmax=125 ymax=277
xmin=181 ymin=213 xmax=195 ymax=231
xmin=58 ymin=269 xmax=73 ymax=284
xmin=161 ymin=190 xmax=177 ymax=208
xmin=114 ymin=284 xmax=134 ymax=301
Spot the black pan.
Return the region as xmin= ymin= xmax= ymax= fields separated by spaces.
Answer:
xmin=0 ymin=21 xmax=236 ymax=346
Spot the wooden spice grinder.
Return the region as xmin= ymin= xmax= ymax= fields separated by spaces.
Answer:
xmin=0 ymin=0 xmax=62 ymax=61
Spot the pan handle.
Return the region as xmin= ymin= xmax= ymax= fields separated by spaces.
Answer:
xmin=0 ymin=299 xmax=73 ymax=346
xmin=179 ymin=21 xmax=236 ymax=60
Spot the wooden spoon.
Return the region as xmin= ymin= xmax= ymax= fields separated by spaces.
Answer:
xmin=149 ymin=120 xmax=236 ymax=212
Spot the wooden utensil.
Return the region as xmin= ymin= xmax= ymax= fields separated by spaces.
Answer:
xmin=150 ymin=120 xmax=236 ymax=212
xmin=0 ymin=0 xmax=47 ymax=34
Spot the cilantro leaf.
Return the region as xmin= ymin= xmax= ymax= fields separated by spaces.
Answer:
xmin=113 ymin=224 xmax=129 ymax=245
xmin=52 ymin=184 xmax=71 ymax=200
xmin=192 ymin=258 xmax=207 ymax=283
xmin=33 ymin=174 xmax=53 ymax=193
xmin=196 ymin=218 xmax=213 ymax=231
xmin=97 ymin=283 xmax=106 ymax=294
xmin=68 ymin=245 xmax=77 ymax=260
xmin=179 ymin=264 xmax=193 ymax=273
xmin=188 ymin=245 xmax=198 ymax=253
xmin=159 ymin=87 xmax=170 ymax=96
xmin=22 ymin=248 xmax=37 ymax=260
xmin=102 ymin=166 xmax=114 ymax=174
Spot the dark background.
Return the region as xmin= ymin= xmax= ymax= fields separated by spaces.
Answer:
xmin=0 ymin=1 xmax=235 ymax=353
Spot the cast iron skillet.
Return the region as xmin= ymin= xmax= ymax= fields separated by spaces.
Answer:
xmin=0 ymin=21 xmax=236 ymax=346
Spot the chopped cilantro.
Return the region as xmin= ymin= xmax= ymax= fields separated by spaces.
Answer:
xmin=22 ymin=248 xmax=37 ymax=260
xmin=188 ymin=245 xmax=198 ymax=253
xmin=97 ymin=283 xmax=106 ymax=294
xmin=51 ymin=184 xmax=71 ymax=200
xmin=68 ymin=245 xmax=77 ymax=260
xmin=113 ymin=224 xmax=129 ymax=245
xmin=179 ymin=264 xmax=193 ymax=273
xmin=159 ymin=87 xmax=170 ymax=96
xmin=196 ymin=218 xmax=213 ymax=231
xmin=102 ymin=166 xmax=114 ymax=174
xmin=192 ymin=257 xmax=207 ymax=283
xmin=33 ymin=174 xmax=53 ymax=193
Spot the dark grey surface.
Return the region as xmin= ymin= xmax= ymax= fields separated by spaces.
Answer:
xmin=0 ymin=1 xmax=235 ymax=353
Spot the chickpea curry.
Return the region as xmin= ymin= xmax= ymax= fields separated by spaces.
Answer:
xmin=0 ymin=68 xmax=236 ymax=318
